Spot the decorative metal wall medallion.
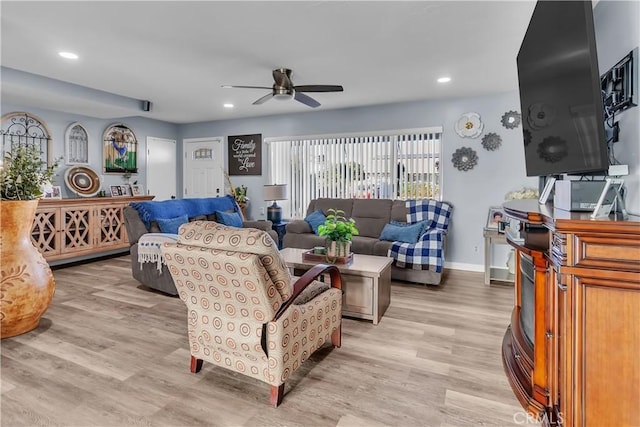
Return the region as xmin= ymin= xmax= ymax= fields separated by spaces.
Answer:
xmin=501 ymin=111 xmax=521 ymax=129
xmin=451 ymin=147 xmax=478 ymax=171
xmin=481 ymin=132 xmax=502 ymax=151
xmin=454 ymin=112 xmax=484 ymax=138
xmin=65 ymin=122 xmax=89 ymax=165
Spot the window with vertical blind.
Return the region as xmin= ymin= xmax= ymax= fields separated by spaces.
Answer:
xmin=267 ymin=127 xmax=442 ymax=219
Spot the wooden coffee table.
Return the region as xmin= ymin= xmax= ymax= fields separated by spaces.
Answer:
xmin=280 ymin=248 xmax=392 ymax=325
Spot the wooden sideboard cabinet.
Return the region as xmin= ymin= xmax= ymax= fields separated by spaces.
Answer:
xmin=501 ymin=199 xmax=640 ymax=427
xmin=31 ymin=196 xmax=153 ymax=264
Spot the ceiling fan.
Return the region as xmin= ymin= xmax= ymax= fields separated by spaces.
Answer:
xmin=222 ymin=68 xmax=343 ymax=108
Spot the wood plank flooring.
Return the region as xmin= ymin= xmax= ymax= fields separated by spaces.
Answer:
xmin=1 ymin=256 xmax=532 ymax=427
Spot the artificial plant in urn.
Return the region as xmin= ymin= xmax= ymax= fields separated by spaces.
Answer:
xmin=0 ymin=144 xmax=59 ymax=338
xmin=318 ymin=208 xmax=359 ymax=261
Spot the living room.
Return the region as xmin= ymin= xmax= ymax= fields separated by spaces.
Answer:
xmin=1 ymin=1 xmax=639 ymax=426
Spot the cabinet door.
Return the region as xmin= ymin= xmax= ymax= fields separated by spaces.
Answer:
xmin=342 ymin=274 xmax=374 ymax=316
xmin=32 ymin=206 xmax=61 ymax=258
xmin=60 ymin=206 xmax=93 ymax=253
xmin=95 ymin=205 xmax=125 ymax=247
xmin=548 ymin=266 xmax=567 ymax=427
xmin=570 ymin=272 xmax=640 ymax=427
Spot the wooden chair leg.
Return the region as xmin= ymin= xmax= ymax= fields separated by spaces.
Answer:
xmin=270 ymin=384 xmax=285 ymax=407
xmin=190 ymin=356 xmax=203 ymax=373
xmin=331 ymin=324 xmax=341 ymax=348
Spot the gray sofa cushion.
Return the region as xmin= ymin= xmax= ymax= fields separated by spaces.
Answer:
xmin=350 ymin=236 xmax=379 ymax=255
xmin=391 ymin=200 xmax=408 ymax=222
xmin=307 ymin=198 xmax=354 ymax=218
xmin=352 ymin=199 xmax=393 ymax=238
xmin=373 ymin=240 xmax=393 ymax=257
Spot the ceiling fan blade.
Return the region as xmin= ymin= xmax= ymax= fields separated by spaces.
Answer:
xmin=253 ymin=93 xmax=274 ymax=105
xmin=294 ymin=85 xmax=344 ymax=93
xmin=222 ymin=85 xmax=272 ymax=90
xmin=294 ymin=92 xmax=320 ymax=108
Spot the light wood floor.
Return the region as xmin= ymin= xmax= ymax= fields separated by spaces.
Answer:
xmin=1 ymin=256 xmax=530 ymax=427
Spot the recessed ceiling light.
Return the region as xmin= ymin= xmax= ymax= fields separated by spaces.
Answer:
xmin=58 ymin=51 xmax=78 ymax=60
xmin=223 ymin=103 xmax=234 ymax=108
xmin=437 ymin=77 xmax=451 ymax=83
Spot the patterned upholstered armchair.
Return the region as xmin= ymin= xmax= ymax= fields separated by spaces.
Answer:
xmin=161 ymin=221 xmax=343 ymax=407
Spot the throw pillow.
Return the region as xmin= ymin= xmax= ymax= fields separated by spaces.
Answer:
xmin=305 ymin=210 xmax=326 ymax=235
xmin=156 ymin=214 xmax=189 ymax=234
xmin=215 ymin=210 xmax=243 ymax=228
xmin=379 ymin=220 xmax=428 ymax=243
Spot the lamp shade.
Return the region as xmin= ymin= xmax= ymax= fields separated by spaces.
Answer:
xmin=263 ymin=184 xmax=288 ymax=201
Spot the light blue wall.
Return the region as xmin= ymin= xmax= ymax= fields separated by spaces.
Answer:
xmin=180 ymin=91 xmax=537 ymax=270
xmin=0 ymin=104 xmax=179 ymax=198
xmin=3 ymin=0 xmax=636 ymax=271
xmin=594 ymin=0 xmax=640 ymax=215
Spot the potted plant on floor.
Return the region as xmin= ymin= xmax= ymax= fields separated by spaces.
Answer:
xmin=1 ymin=144 xmax=59 ymax=338
xmin=318 ymin=208 xmax=359 ymax=262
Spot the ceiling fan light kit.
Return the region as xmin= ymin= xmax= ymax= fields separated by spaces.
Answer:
xmin=223 ymin=68 xmax=343 ymax=108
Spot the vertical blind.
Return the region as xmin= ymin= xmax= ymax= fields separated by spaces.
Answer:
xmin=268 ymin=127 xmax=443 ymax=219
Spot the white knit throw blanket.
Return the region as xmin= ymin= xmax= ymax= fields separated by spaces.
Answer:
xmin=137 ymin=233 xmax=179 ymax=271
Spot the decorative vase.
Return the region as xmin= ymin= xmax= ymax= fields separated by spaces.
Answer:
xmin=0 ymin=200 xmax=55 ymax=339
xmin=238 ymin=203 xmax=248 ymax=220
xmin=326 ymin=240 xmax=351 ymax=261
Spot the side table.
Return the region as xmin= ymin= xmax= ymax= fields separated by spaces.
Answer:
xmin=483 ymin=227 xmax=515 ymax=285
xmin=272 ymin=221 xmax=288 ymax=249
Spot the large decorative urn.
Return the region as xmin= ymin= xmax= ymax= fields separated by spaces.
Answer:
xmin=0 ymin=200 xmax=55 ymax=338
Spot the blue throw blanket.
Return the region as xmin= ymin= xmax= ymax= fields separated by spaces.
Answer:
xmin=388 ymin=199 xmax=453 ymax=273
xmin=130 ymin=195 xmax=239 ymax=229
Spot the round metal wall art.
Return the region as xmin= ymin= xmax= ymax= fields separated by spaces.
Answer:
xmin=481 ymin=132 xmax=502 ymax=151
xmin=451 ymin=147 xmax=478 ymax=171
xmin=454 ymin=112 xmax=484 ymax=138
xmin=501 ymin=111 xmax=521 ymax=129
xmin=64 ymin=165 xmax=102 ymax=197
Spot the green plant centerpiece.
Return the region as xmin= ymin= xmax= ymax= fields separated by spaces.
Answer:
xmin=1 ymin=144 xmax=60 ymax=338
xmin=317 ymin=208 xmax=359 ymax=262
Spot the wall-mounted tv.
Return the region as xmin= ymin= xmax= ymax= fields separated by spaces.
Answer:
xmin=517 ymin=0 xmax=609 ymax=177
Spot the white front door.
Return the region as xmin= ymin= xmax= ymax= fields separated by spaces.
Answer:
xmin=146 ymin=137 xmax=177 ymax=201
xmin=183 ymin=137 xmax=224 ymax=199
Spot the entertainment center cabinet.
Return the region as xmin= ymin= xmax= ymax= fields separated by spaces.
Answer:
xmin=501 ymin=199 xmax=639 ymax=427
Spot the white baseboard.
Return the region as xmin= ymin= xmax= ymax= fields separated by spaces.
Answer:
xmin=445 ymin=262 xmax=484 ymax=272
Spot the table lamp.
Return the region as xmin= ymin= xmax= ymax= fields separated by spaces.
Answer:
xmin=263 ymin=184 xmax=288 ymax=223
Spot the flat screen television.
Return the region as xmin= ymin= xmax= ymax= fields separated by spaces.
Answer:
xmin=517 ymin=0 xmax=610 ymax=177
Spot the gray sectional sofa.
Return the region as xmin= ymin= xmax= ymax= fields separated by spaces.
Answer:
xmin=283 ymin=198 xmax=451 ymax=285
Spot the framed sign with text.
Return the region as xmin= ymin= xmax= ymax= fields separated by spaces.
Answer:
xmin=228 ymin=133 xmax=262 ymax=176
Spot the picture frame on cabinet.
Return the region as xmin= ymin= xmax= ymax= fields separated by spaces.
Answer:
xmin=130 ymin=184 xmax=142 ymax=196
xmin=121 ymin=185 xmax=132 ymax=197
xmin=110 ymin=185 xmax=123 ymax=197
xmin=486 ymin=207 xmax=505 ymax=229
xmin=43 ymin=186 xmax=62 ymax=200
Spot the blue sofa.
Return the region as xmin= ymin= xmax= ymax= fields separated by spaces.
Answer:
xmin=124 ymin=196 xmax=277 ymax=295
